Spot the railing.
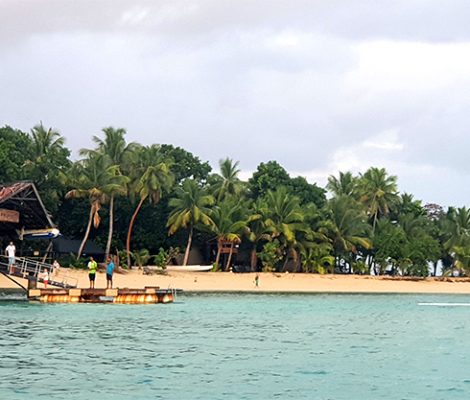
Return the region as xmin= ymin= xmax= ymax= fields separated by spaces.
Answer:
xmin=0 ymin=255 xmax=77 ymax=288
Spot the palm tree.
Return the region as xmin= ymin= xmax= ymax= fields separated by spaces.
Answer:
xmin=209 ymin=198 xmax=247 ymax=270
xmin=65 ymin=154 xmax=127 ymax=259
xmin=263 ymin=187 xmax=307 ymax=270
xmin=322 ymin=196 xmax=372 ymax=273
xmin=441 ymin=207 xmax=470 ymax=275
xmin=80 ymin=127 xmax=136 ymax=260
xmin=246 ymin=198 xmax=271 ymax=271
xmin=24 ymin=123 xmax=70 ymax=210
xmin=358 ymin=167 xmax=399 ymax=232
xmin=327 ymin=171 xmax=358 ymax=198
xmin=443 ymin=207 xmax=470 ymax=249
xmin=167 ymin=179 xmax=215 ymax=266
xmin=212 ymin=158 xmax=242 ymax=202
xmin=125 ymin=145 xmax=174 ymax=268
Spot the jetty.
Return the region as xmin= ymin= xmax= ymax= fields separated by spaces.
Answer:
xmin=1 ymin=256 xmax=177 ymax=304
xmin=27 ymin=287 xmax=176 ymax=304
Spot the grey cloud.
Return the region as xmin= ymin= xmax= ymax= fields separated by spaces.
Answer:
xmin=2 ymin=1 xmax=470 ymax=207
xmin=2 ymin=0 xmax=470 ymax=46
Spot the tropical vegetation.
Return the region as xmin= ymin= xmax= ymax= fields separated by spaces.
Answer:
xmin=0 ymin=123 xmax=467 ymax=277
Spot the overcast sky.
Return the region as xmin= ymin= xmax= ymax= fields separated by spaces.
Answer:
xmin=1 ymin=0 xmax=470 ymax=207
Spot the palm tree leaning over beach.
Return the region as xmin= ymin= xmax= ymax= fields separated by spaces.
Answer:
xmin=80 ymin=127 xmax=135 ymax=260
xmin=125 ymin=145 xmax=174 ymax=268
xmin=167 ymin=179 xmax=215 ymax=266
xmin=65 ymin=153 xmax=127 ymax=260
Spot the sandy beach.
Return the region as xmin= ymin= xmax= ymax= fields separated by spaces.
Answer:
xmin=2 ymin=269 xmax=470 ymax=294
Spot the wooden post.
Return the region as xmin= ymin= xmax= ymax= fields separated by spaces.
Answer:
xmin=27 ymin=271 xmax=37 ymax=290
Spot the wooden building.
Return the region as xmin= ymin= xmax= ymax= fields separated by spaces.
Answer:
xmin=0 ymin=181 xmax=54 ymax=242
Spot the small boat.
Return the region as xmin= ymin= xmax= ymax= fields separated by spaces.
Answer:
xmin=166 ymin=265 xmax=213 ymax=272
xmin=18 ymin=228 xmax=60 ymax=239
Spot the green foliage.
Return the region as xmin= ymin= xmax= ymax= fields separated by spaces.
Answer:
xmin=66 ymin=256 xmax=89 ymax=270
xmin=167 ymin=179 xmax=215 ymax=265
xmin=351 ymin=260 xmax=369 ymax=275
xmin=358 ymin=167 xmax=399 ymax=231
xmin=327 ymin=171 xmax=358 ymax=198
xmin=25 ymin=123 xmax=71 ymax=213
xmin=167 ymin=180 xmax=215 ymax=234
xmin=211 ymin=158 xmax=243 ymax=202
xmin=153 ymin=247 xmax=179 ymax=269
xmin=301 ymin=246 xmax=334 ymax=273
xmin=248 ymin=161 xmax=291 ymax=198
xmin=288 ymin=176 xmax=326 ymax=208
xmin=2 ymin=122 xmax=463 ymax=277
xmin=160 ymin=144 xmax=211 ymax=183
xmin=0 ymin=126 xmax=32 ymax=183
xmin=258 ymin=240 xmax=283 ymax=272
xmin=209 ymin=197 xmax=248 ymax=270
xmin=322 ymin=196 xmax=372 ymax=257
xmin=248 ymin=161 xmax=325 ymax=208
xmin=132 ymin=248 xmax=151 ymax=268
xmin=117 ymin=250 xmax=129 ymax=269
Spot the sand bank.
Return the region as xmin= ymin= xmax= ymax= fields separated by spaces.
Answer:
xmin=2 ymin=269 xmax=470 ymax=294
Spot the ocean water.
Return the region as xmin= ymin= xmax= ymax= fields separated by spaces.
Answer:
xmin=1 ymin=292 xmax=470 ymax=399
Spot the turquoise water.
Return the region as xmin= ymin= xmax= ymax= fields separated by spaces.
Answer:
xmin=1 ymin=293 xmax=470 ymax=399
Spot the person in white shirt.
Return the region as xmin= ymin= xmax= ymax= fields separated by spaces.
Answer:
xmin=5 ymin=242 xmax=16 ymax=273
xmin=52 ymin=259 xmax=61 ymax=276
xmin=40 ymin=268 xmax=49 ymax=288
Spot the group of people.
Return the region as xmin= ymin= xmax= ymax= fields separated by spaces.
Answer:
xmin=4 ymin=240 xmax=115 ymax=290
xmin=39 ymin=260 xmax=61 ymax=288
xmin=87 ymin=256 xmax=115 ymax=289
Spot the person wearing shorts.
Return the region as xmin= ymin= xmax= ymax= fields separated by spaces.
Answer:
xmin=106 ymin=256 xmax=115 ymax=289
xmin=87 ymin=256 xmax=97 ymax=289
xmin=41 ymin=268 xmax=49 ymax=288
xmin=5 ymin=241 xmax=16 ymax=274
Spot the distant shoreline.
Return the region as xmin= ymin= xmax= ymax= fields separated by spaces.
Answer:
xmin=2 ymin=270 xmax=470 ymax=295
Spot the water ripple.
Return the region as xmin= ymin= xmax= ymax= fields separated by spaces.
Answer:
xmin=1 ymin=293 xmax=470 ymax=399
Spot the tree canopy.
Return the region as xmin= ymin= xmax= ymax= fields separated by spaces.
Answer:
xmin=1 ymin=122 xmax=466 ymax=277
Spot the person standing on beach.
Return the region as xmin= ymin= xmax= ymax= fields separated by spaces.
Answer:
xmin=87 ymin=256 xmax=98 ymax=289
xmin=254 ymin=274 xmax=259 ymax=288
xmin=5 ymin=241 xmax=16 ymax=274
xmin=106 ymin=256 xmax=115 ymax=289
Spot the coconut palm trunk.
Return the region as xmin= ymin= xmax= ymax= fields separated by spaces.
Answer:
xmin=250 ymin=246 xmax=258 ymax=271
xmin=282 ymin=247 xmax=294 ymax=272
xmin=372 ymin=212 xmax=379 ymax=234
xmin=105 ymin=194 xmax=114 ymax=260
xmin=77 ymin=206 xmax=94 ymax=260
xmin=126 ymin=197 xmax=145 ymax=268
xmin=225 ymin=242 xmax=235 ymax=271
xmin=215 ymin=239 xmax=222 ymax=269
xmin=183 ymin=226 xmax=193 ymax=266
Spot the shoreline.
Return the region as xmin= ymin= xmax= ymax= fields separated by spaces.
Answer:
xmin=2 ymin=270 xmax=470 ymax=295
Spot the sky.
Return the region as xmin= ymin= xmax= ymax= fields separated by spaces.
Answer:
xmin=1 ymin=0 xmax=470 ymax=207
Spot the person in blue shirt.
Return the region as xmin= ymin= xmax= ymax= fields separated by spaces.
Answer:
xmin=106 ymin=256 xmax=115 ymax=289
